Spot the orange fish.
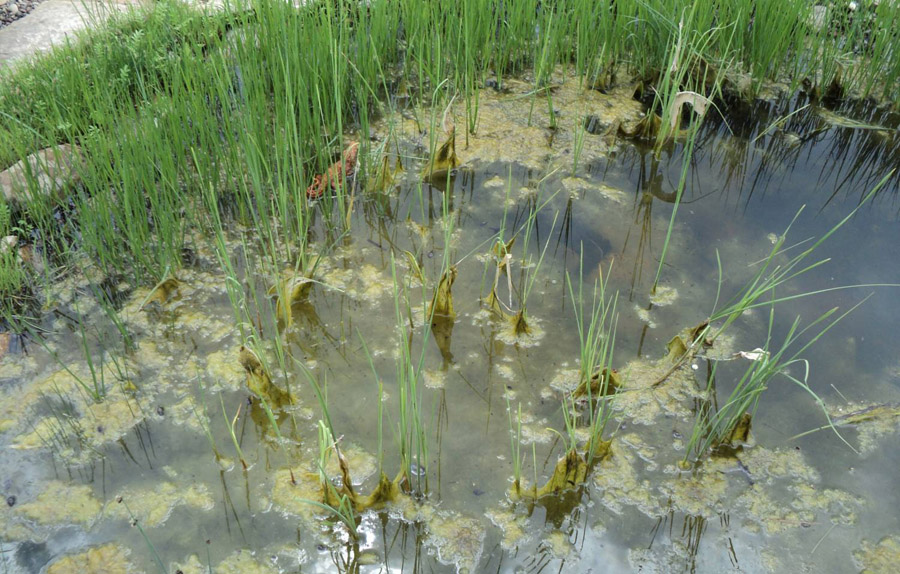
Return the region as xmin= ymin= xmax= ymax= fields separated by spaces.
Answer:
xmin=306 ymin=141 xmax=359 ymax=199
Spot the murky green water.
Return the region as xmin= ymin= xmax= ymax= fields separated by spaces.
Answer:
xmin=1 ymin=79 xmax=899 ymax=573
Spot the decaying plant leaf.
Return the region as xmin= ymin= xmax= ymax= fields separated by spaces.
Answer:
xmin=428 ymin=266 xmax=457 ymax=320
xmin=355 ymin=472 xmax=402 ymax=511
xmin=140 ymin=276 xmax=181 ymax=309
xmin=269 ymin=274 xmax=314 ymax=328
xmin=666 ymin=335 xmax=689 ymax=363
xmin=573 ymin=367 xmax=622 ymax=399
xmin=486 ymin=288 xmax=504 ymax=318
xmin=654 ymin=321 xmax=710 ymax=386
xmin=238 ymin=346 xmax=294 ymax=408
xmin=515 ymin=439 xmax=612 ymax=500
xmin=666 ymin=91 xmax=711 ymax=133
xmin=618 ymin=113 xmax=662 ymax=141
xmin=403 ymin=250 xmax=425 ymax=284
xmin=511 ymin=309 xmax=531 ymax=336
xmin=322 ymin=456 xmax=402 ymax=512
xmin=431 ymin=314 xmax=455 ymax=366
xmin=492 ymin=237 xmax=516 ymax=269
xmin=713 ymin=412 xmax=752 ymax=449
xmin=665 ymin=321 xmax=710 ymax=364
xmin=535 ymin=449 xmax=589 ymax=497
xmin=367 ymin=152 xmax=404 ymax=194
xmin=421 ymin=126 xmax=460 ymax=183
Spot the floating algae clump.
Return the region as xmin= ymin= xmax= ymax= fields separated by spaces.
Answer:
xmin=205 ymin=349 xmax=245 ymax=392
xmin=105 ymin=481 xmax=215 ymax=527
xmin=214 ymin=550 xmax=279 ymax=574
xmin=426 ymin=511 xmax=486 ymax=574
xmin=271 ymin=466 xmax=324 ymax=522
xmin=593 ymin=440 xmax=659 ymax=516
xmin=737 ymin=446 xmax=820 ymax=484
xmin=46 ymin=543 xmax=135 ymax=574
xmin=612 ymin=355 xmax=701 ymax=425
xmin=16 ymin=481 xmax=102 ymax=526
xmin=659 ymin=458 xmax=731 ymax=518
xmin=854 ymin=535 xmax=900 ymax=573
xmin=14 ymin=384 xmax=151 ymax=459
xmin=486 ymin=507 xmax=529 ymax=550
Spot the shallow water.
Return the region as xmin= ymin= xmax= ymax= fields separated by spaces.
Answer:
xmin=1 ymin=77 xmax=900 ymax=573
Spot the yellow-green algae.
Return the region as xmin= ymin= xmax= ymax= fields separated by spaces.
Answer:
xmin=649 ymin=285 xmax=679 ymax=307
xmin=659 ymin=459 xmax=730 ymax=517
xmin=171 ymin=554 xmax=206 ymax=574
xmin=377 ymin=69 xmax=641 ymax=173
xmin=205 ymin=349 xmax=246 ymax=392
xmin=854 ymin=535 xmax=900 ymax=574
xmin=213 ymin=550 xmax=279 ymax=574
xmin=544 ymin=530 xmax=573 ymax=559
xmin=737 ymin=446 xmax=820 ymax=484
xmin=269 ymin=466 xmax=324 ymax=522
xmin=46 ymin=543 xmax=135 ymax=574
xmin=14 ymin=378 xmax=153 ymax=461
xmin=105 ymin=481 xmax=215 ymax=527
xmin=485 ymin=507 xmax=530 ymax=550
xmin=827 ymin=401 xmax=900 ymax=455
xmin=593 ymin=440 xmax=659 ymax=516
xmin=0 ymin=504 xmax=37 ymax=542
xmin=167 ymin=395 xmax=210 ymax=432
xmin=423 ymin=510 xmax=486 ymax=574
xmin=16 ymin=481 xmax=101 ymax=526
xmin=611 ymin=355 xmax=702 ymax=425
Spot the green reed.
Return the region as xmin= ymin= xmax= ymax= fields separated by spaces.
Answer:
xmin=566 ymin=249 xmax=619 ymax=464
xmin=0 ymin=0 xmax=897 ymax=325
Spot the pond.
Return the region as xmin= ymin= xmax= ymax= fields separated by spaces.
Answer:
xmin=1 ymin=67 xmax=900 ymax=574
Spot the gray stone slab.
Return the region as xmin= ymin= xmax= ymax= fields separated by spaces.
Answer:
xmin=0 ymin=0 xmax=139 ymax=67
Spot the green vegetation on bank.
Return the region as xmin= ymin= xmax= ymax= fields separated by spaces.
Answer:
xmin=1 ymin=0 xmax=896 ymax=295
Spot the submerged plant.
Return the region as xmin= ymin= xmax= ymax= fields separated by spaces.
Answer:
xmin=683 ymin=301 xmax=864 ymax=467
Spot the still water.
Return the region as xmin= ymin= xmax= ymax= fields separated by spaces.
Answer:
xmin=1 ymin=77 xmax=899 ymax=573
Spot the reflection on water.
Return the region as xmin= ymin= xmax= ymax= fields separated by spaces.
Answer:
xmin=2 ymin=83 xmax=900 ymax=574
